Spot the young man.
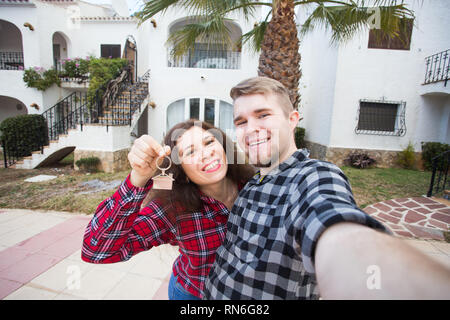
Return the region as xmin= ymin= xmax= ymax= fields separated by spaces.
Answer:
xmin=203 ymin=76 xmax=450 ymax=299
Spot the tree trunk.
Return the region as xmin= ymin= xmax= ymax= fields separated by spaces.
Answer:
xmin=258 ymin=0 xmax=301 ymax=110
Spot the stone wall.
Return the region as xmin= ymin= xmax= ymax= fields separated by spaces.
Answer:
xmin=74 ymin=148 xmax=131 ymax=173
xmin=304 ymin=140 xmax=424 ymax=169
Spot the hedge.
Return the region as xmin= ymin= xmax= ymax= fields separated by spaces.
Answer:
xmin=421 ymin=142 xmax=450 ymax=171
xmin=0 ymin=114 xmax=48 ymax=158
xmin=295 ymin=127 xmax=306 ymax=149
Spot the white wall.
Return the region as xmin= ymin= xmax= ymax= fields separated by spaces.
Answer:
xmin=298 ymin=0 xmax=450 ymax=152
xmin=143 ymin=8 xmax=260 ymax=142
xmin=297 ymin=25 xmax=338 ymax=147
xmin=0 ymin=96 xmax=27 ymax=125
xmin=414 ymin=95 xmax=450 ymax=145
xmin=68 ymin=124 xmax=131 ymax=151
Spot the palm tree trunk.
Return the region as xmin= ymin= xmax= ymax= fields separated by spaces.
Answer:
xmin=258 ymin=0 xmax=301 ymax=110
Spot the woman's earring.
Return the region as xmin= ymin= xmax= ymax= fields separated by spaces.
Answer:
xmin=186 ymin=177 xmax=190 ymax=183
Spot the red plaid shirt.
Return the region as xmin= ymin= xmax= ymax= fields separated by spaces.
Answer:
xmin=82 ymin=174 xmax=239 ymax=298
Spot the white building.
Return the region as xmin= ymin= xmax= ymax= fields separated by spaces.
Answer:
xmin=0 ymin=0 xmax=259 ymax=171
xmin=1 ymin=0 xmax=448 ymax=171
xmin=297 ymin=0 xmax=450 ymax=167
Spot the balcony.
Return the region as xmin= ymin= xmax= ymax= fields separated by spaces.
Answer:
xmin=168 ymin=49 xmax=241 ymax=70
xmin=420 ymin=49 xmax=450 ymax=96
xmin=55 ymin=58 xmax=90 ymax=90
xmin=0 ymin=52 xmax=24 ymax=70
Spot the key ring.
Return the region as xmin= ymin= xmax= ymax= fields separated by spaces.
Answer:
xmin=155 ymin=154 xmax=172 ymax=174
xmin=152 ymin=147 xmax=174 ymax=190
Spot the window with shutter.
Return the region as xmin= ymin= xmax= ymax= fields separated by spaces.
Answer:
xmin=368 ymin=18 xmax=413 ymax=50
xmin=100 ymin=44 xmax=121 ymax=58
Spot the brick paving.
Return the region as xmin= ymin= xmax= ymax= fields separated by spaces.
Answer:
xmin=0 ymin=203 xmax=448 ymax=300
xmin=364 ymin=197 xmax=450 ymax=240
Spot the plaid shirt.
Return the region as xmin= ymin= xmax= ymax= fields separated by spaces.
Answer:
xmin=82 ymin=174 xmax=234 ymax=298
xmin=204 ymin=149 xmax=389 ymax=300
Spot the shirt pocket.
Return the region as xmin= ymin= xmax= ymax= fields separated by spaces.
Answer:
xmin=235 ymin=203 xmax=280 ymax=263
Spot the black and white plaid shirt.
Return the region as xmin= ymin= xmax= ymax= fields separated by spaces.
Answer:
xmin=204 ymin=149 xmax=389 ymax=300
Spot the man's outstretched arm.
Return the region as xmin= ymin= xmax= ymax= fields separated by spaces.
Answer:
xmin=315 ymin=222 xmax=450 ymax=299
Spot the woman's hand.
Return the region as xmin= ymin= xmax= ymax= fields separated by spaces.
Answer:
xmin=128 ymin=135 xmax=171 ymax=187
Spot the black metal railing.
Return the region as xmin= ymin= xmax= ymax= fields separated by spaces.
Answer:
xmin=168 ymin=50 xmax=240 ymax=69
xmin=42 ymin=91 xmax=88 ymax=141
xmin=427 ymin=150 xmax=449 ymax=197
xmin=99 ymin=68 xmax=149 ymax=128
xmin=1 ymin=66 xmax=150 ymax=168
xmin=1 ymin=138 xmax=19 ymax=168
xmin=55 ymin=59 xmax=90 ymax=84
xmin=424 ymin=49 xmax=450 ymax=87
xmin=355 ymin=99 xmax=407 ymax=136
xmin=0 ymin=52 xmax=24 ymax=70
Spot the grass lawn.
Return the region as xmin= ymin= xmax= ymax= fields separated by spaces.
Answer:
xmin=0 ymin=153 xmax=433 ymax=214
xmin=0 ymin=152 xmax=129 ymax=214
xmin=342 ymin=166 xmax=432 ymax=208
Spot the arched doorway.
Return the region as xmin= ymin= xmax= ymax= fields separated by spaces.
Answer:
xmin=123 ymin=35 xmax=137 ymax=82
xmin=0 ymin=96 xmax=27 ymax=125
xmin=52 ymin=31 xmax=69 ymax=71
xmin=0 ymin=20 xmax=24 ymax=70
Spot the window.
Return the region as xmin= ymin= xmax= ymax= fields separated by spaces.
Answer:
xmin=166 ymin=98 xmax=235 ymax=139
xmin=355 ymin=99 xmax=406 ymax=136
xmin=100 ymin=44 xmax=121 ymax=58
xmin=167 ymin=99 xmax=185 ymax=130
xmin=368 ymin=18 xmax=413 ymax=50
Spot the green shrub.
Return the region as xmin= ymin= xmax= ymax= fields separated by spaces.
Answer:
xmin=23 ymin=67 xmax=61 ymax=91
xmin=0 ymin=114 xmax=48 ymax=157
xmin=87 ymin=58 xmax=128 ymax=107
xmin=421 ymin=142 xmax=450 ymax=171
xmin=61 ymin=57 xmax=91 ymax=78
xmin=397 ymin=142 xmax=416 ymax=169
xmin=76 ymin=157 xmax=101 ymax=172
xmin=294 ymin=127 xmax=306 ymax=149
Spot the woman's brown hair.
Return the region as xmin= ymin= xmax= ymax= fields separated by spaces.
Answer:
xmin=142 ymin=119 xmax=256 ymax=222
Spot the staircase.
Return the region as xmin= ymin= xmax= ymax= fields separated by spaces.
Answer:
xmin=98 ymin=81 xmax=149 ymax=126
xmin=4 ymin=69 xmax=151 ymax=169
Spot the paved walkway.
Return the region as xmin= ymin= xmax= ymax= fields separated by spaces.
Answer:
xmin=0 ymin=205 xmax=449 ymax=300
xmin=364 ymin=196 xmax=450 ymax=241
xmin=0 ymin=209 xmax=177 ymax=300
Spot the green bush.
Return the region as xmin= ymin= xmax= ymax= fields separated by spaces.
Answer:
xmin=61 ymin=57 xmax=91 ymax=78
xmin=397 ymin=142 xmax=416 ymax=169
xmin=421 ymin=142 xmax=450 ymax=171
xmin=87 ymin=58 xmax=128 ymax=107
xmin=0 ymin=114 xmax=48 ymax=157
xmin=76 ymin=157 xmax=101 ymax=172
xmin=294 ymin=127 xmax=306 ymax=149
xmin=23 ymin=67 xmax=61 ymax=91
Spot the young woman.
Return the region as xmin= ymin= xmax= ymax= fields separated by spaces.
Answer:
xmin=82 ymin=119 xmax=255 ymax=300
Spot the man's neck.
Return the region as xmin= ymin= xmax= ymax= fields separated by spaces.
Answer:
xmin=259 ymin=144 xmax=298 ymax=176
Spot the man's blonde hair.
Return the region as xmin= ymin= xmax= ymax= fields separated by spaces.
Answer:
xmin=230 ymin=76 xmax=294 ymax=117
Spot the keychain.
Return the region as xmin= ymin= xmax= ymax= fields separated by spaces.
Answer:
xmin=152 ymin=149 xmax=174 ymax=190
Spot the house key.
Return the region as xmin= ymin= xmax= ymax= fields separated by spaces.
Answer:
xmin=152 ymin=150 xmax=174 ymax=190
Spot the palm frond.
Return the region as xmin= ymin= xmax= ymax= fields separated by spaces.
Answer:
xmin=136 ymin=0 xmax=267 ymax=25
xmin=167 ymin=15 xmax=235 ymax=59
xmin=299 ymin=1 xmax=414 ymax=44
xmin=240 ymin=21 xmax=269 ymax=53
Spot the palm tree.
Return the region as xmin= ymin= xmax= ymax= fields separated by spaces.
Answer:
xmin=135 ymin=0 xmax=414 ymax=110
